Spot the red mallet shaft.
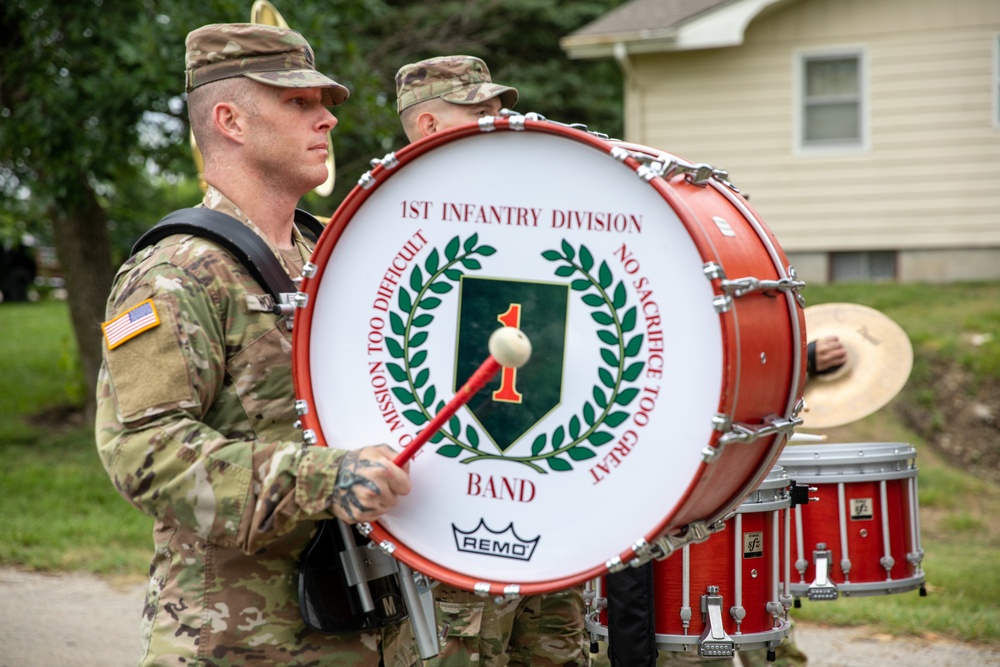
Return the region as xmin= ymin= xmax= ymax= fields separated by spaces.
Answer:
xmin=393 ymin=327 xmax=531 ymax=467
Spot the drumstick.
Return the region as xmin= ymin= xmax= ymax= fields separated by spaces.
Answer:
xmin=393 ymin=327 xmax=532 ymax=467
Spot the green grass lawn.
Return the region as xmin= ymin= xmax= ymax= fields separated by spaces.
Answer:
xmin=0 ymin=285 xmax=998 ymax=646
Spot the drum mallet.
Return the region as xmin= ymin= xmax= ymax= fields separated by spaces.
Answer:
xmin=390 ymin=326 xmax=531 ymax=659
xmin=393 ymin=326 xmax=532 ymax=467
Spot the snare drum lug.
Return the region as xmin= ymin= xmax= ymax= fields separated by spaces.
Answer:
xmin=356 ymin=522 xmax=373 ymax=537
xmin=699 ymin=587 xmax=735 ymax=658
xmin=291 ymin=292 xmax=309 ymax=309
xmin=294 ymin=399 xmax=309 ymax=416
xmin=474 ymin=582 xmax=492 ymax=597
xmin=907 ymin=548 xmax=925 ymax=567
xmin=302 ymin=262 xmax=317 ymax=279
xmin=378 ymin=539 xmax=396 ymax=555
xmin=806 ymin=545 xmax=839 ymax=601
xmin=302 ymin=429 xmax=317 ymax=446
xmin=358 ymin=171 xmax=376 ymax=190
xmin=880 ymin=555 xmax=896 ymax=576
xmin=508 ymin=114 xmax=527 ymax=131
xmin=605 ymin=555 xmax=626 ymax=573
xmin=478 ymin=116 xmax=497 ymax=132
xmin=502 ymin=584 xmax=521 ymax=600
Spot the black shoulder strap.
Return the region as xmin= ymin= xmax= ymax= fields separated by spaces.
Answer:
xmin=131 ymin=207 xmax=324 ymax=301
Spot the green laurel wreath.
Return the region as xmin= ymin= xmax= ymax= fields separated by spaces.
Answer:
xmin=385 ymin=236 xmax=644 ymax=473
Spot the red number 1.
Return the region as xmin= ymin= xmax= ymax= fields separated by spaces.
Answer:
xmin=493 ymin=304 xmax=523 ymax=404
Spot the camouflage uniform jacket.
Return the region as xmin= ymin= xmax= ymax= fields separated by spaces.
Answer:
xmin=95 ymin=187 xmax=417 ymax=666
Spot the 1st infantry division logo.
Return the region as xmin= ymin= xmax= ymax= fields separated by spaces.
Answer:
xmin=380 ymin=233 xmax=647 ymax=474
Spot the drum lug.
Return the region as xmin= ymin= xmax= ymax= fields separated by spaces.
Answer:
xmin=294 ymin=399 xmax=309 ymax=417
xmin=718 ymin=274 xmax=807 ymax=301
xmin=474 ymin=582 xmax=492 ymax=597
xmin=302 ymin=429 xmax=318 ymax=446
xmin=806 ymin=544 xmax=840 ymax=601
xmin=356 ymin=522 xmax=374 ymax=537
xmin=699 ymin=586 xmax=735 ymax=658
xmin=717 ymin=414 xmax=803 ymax=448
xmin=302 ymin=261 xmax=318 ymax=279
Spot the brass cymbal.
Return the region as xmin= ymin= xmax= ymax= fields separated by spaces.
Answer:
xmin=800 ymin=302 xmax=913 ymax=429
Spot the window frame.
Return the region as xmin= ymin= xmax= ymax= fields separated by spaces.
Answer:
xmin=794 ymin=46 xmax=870 ymax=155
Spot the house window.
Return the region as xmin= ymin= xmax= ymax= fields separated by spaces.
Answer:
xmin=830 ymin=251 xmax=896 ymax=283
xmin=797 ymin=50 xmax=867 ymax=151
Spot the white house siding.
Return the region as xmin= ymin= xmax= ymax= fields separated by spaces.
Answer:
xmin=622 ymin=0 xmax=1000 ymax=281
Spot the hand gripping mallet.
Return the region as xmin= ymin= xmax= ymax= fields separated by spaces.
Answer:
xmin=393 ymin=326 xmax=532 ymax=467
xmin=389 ymin=327 xmax=531 ymax=658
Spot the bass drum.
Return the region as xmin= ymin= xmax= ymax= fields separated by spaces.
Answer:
xmin=292 ymin=115 xmax=807 ymax=596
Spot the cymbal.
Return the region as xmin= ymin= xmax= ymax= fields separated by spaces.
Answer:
xmin=800 ymin=302 xmax=913 ymax=429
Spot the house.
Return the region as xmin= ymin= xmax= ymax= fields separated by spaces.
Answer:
xmin=561 ymin=0 xmax=1000 ymax=283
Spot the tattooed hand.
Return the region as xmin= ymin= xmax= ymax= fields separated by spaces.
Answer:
xmin=330 ymin=445 xmax=412 ymax=524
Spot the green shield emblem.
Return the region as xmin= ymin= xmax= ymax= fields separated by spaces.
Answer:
xmin=456 ymin=276 xmax=568 ymax=452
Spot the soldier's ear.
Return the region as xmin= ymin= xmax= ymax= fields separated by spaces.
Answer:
xmin=415 ymin=111 xmax=440 ymax=138
xmin=213 ymin=101 xmax=249 ymax=146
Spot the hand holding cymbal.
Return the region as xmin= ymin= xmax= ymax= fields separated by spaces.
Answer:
xmin=800 ymin=303 xmax=913 ymax=429
xmin=393 ymin=327 xmax=531 ymax=466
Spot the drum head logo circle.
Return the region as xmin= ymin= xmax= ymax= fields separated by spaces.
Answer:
xmin=293 ymin=119 xmax=804 ymax=593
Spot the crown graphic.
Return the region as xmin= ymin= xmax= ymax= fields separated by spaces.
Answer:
xmin=452 ymin=519 xmax=540 ymax=561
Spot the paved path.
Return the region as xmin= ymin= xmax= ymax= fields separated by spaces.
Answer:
xmin=2 ymin=567 xmax=999 ymax=666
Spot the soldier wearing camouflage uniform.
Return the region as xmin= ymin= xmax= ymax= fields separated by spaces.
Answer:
xmin=95 ymin=23 xmax=417 ymax=666
xmin=394 ymin=55 xmax=590 ymax=667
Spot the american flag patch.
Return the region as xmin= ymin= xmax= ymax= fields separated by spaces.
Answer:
xmin=102 ymin=299 xmax=160 ymax=350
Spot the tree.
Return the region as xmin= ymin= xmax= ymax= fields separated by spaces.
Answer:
xmin=0 ymin=0 xmax=623 ymax=420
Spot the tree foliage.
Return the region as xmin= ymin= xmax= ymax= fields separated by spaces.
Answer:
xmin=0 ymin=0 xmax=624 ymax=415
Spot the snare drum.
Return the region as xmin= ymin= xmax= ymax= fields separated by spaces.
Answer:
xmin=292 ymin=115 xmax=806 ymax=596
xmin=588 ymin=466 xmax=793 ymax=656
xmin=778 ymin=442 xmax=926 ymax=599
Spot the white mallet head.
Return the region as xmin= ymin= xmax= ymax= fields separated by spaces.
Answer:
xmin=488 ymin=327 xmax=532 ymax=368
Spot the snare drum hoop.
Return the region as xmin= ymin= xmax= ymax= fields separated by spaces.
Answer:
xmin=293 ymin=118 xmax=770 ymax=595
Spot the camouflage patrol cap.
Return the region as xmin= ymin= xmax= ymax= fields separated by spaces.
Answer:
xmin=185 ymin=23 xmax=349 ymax=106
xmin=395 ymin=55 xmax=518 ymax=113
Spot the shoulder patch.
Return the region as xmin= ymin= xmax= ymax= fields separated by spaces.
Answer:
xmin=102 ymin=299 xmax=161 ymax=350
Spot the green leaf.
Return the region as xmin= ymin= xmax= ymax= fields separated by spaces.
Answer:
xmin=541 ymin=249 xmax=562 ymax=261
xmin=582 ymin=294 xmax=605 ymax=307
xmin=560 ymin=239 xmax=575 ymax=261
xmin=412 ymin=314 xmax=434 ymax=327
xmin=621 ymin=306 xmax=637 ymax=332
xmin=387 ymin=363 xmax=407 ymax=382
xmin=425 ymin=248 xmax=440 ymax=273
xmin=423 ymin=385 xmax=436 ymax=406
xmin=547 ymin=456 xmax=572 ymax=472
xmin=411 ymin=350 xmax=427 ymax=367
xmin=600 ymin=348 xmax=619 ymax=366
xmin=591 ymin=311 xmax=614 ymax=325
xmin=409 ymin=331 xmax=428 ymax=347
xmin=418 ymin=297 xmax=442 ymax=309
xmin=386 ymin=338 xmax=404 ymax=359
xmin=409 ymin=265 xmax=424 ymax=292
xmin=444 ymin=269 xmax=463 ymax=281
xmin=567 ymin=446 xmax=596 ymax=461
xmin=622 ymin=361 xmax=644 ymax=382
xmin=612 ymin=281 xmax=627 ymax=309
xmin=572 ymin=279 xmax=592 ymax=291
xmin=615 ymin=388 xmax=640 ymax=405
xmin=460 ymin=258 xmax=482 ymax=270
xmin=445 ymin=237 xmax=460 ymax=261
xmin=436 ymin=444 xmax=462 ymax=458
xmin=398 ymin=289 xmax=412 ymax=312
xmin=428 ymin=281 xmax=453 ymax=294
xmin=478 ymin=245 xmax=497 ymax=256
xmin=598 ymin=261 xmax=612 ymax=289
xmin=569 ymin=415 xmax=581 ymax=439
xmin=391 ymin=387 xmax=416 ymax=404
xmin=404 ymin=410 xmax=428 ymax=425
xmin=531 ymin=434 xmax=547 ymax=456
xmin=552 ymin=425 xmax=566 ymax=449
xmin=593 ymin=386 xmax=608 ymax=409
xmin=413 ymin=368 xmax=429 ymax=388
xmin=597 ymin=329 xmax=619 ymax=345
xmin=624 ymin=334 xmax=645 ymax=357
xmin=555 ymin=265 xmax=575 ymax=277
xmin=588 ymin=431 xmax=614 ymax=446
xmin=429 ymin=431 xmax=445 ymax=443
xmin=463 ymin=233 xmax=479 ymax=252
xmin=449 ymin=415 xmax=460 ymax=436
xmin=466 ymin=425 xmax=480 ymax=448
xmin=584 ymin=402 xmax=596 ymax=425
xmin=604 ymin=411 xmax=629 ymax=427
xmin=598 ymin=368 xmax=615 ymax=388
xmin=579 ymin=245 xmax=594 ymax=272
xmin=390 ymin=312 xmax=406 ymax=335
